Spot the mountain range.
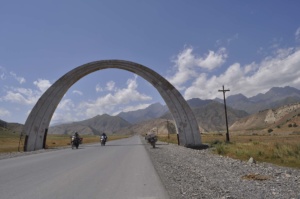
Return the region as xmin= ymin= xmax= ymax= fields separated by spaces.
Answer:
xmin=215 ymin=86 xmax=300 ymax=114
xmin=2 ymin=86 xmax=300 ymax=135
xmin=49 ymin=114 xmax=131 ymax=135
xmin=117 ymin=103 xmax=169 ymax=124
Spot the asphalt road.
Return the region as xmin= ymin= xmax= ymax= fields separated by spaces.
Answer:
xmin=0 ymin=135 xmax=169 ymax=199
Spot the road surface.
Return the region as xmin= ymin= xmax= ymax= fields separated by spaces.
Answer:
xmin=0 ymin=135 xmax=169 ymax=199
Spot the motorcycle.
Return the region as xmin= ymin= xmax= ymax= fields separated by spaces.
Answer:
xmin=146 ymin=134 xmax=157 ymax=148
xmin=100 ymin=135 xmax=107 ymax=146
xmin=71 ymin=136 xmax=80 ymax=149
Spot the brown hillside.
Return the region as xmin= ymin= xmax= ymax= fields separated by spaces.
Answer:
xmin=230 ymin=103 xmax=300 ymax=134
xmin=118 ymin=118 xmax=177 ymax=135
xmin=7 ymin=123 xmax=23 ymax=134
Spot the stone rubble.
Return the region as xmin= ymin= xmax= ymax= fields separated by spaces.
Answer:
xmin=144 ymin=140 xmax=300 ymax=199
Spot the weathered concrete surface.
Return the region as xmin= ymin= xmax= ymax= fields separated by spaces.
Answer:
xmin=23 ymin=60 xmax=203 ymax=151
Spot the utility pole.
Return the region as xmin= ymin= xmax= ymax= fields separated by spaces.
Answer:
xmin=166 ymin=120 xmax=170 ymax=139
xmin=218 ymin=85 xmax=230 ymax=142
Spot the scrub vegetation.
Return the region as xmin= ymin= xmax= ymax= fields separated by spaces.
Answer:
xmin=0 ymin=127 xmax=129 ymax=153
xmin=158 ymin=134 xmax=300 ymax=169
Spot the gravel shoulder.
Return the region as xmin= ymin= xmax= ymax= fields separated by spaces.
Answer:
xmin=143 ymin=139 xmax=300 ymax=199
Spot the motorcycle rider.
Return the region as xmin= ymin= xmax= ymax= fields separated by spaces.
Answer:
xmin=101 ymin=132 xmax=107 ymax=142
xmin=74 ymin=132 xmax=79 ymax=138
xmin=71 ymin=132 xmax=80 ymax=149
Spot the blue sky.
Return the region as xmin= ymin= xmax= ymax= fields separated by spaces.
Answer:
xmin=1 ymin=0 xmax=300 ymax=124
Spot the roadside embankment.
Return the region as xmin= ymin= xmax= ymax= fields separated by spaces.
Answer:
xmin=143 ymin=139 xmax=300 ymax=199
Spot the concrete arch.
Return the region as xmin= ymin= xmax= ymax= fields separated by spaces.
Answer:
xmin=23 ymin=60 xmax=203 ymax=151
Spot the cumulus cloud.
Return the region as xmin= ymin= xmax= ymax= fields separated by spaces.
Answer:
xmin=57 ymin=99 xmax=75 ymax=111
xmin=10 ymin=72 xmax=26 ymax=84
xmin=51 ymin=99 xmax=77 ymax=124
xmin=77 ymin=75 xmax=152 ymax=118
xmin=197 ymin=48 xmax=227 ymax=70
xmin=33 ymin=79 xmax=51 ymax=92
xmin=52 ymin=111 xmax=77 ymax=124
xmin=167 ymin=46 xmax=228 ymax=89
xmin=1 ymin=79 xmax=52 ymax=106
xmin=183 ymin=47 xmax=300 ymax=99
xmin=2 ymin=88 xmax=40 ymax=105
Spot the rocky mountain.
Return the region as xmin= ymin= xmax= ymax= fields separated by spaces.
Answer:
xmin=250 ymin=86 xmax=300 ymax=102
xmin=230 ymin=102 xmax=300 ymax=134
xmin=117 ymin=102 xmax=168 ymax=124
xmin=117 ymin=99 xmax=212 ymax=124
xmin=48 ymin=99 xmax=249 ymax=135
xmin=48 ymin=114 xmax=131 ymax=135
xmin=186 ymin=98 xmax=212 ymax=108
xmin=3 ymin=86 xmax=300 ymax=135
xmin=117 ymin=118 xmax=177 ymax=136
xmin=161 ymin=101 xmax=249 ymax=133
xmin=216 ymin=86 xmax=300 ymax=114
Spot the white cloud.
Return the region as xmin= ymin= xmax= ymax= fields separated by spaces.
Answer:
xmin=77 ymin=75 xmax=152 ymax=118
xmin=295 ymin=27 xmax=300 ymax=42
xmin=2 ymin=88 xmax=40 ymax=105
xmin=33 ymin=79 xmax=51 ymax=92
xmin=167 ymin=46 xmax=227 ymax=89
xmin=51 ymin=99 xmax=77 ymax=124
xmin=112 ymin=103 xmax=152 ymax=115
xmin=1 ymin=79 xmax=52 ymax=106
xmin=0 ymin=66 xmax=6 ymax=80
xmin=57 ymin=99 xmax=75 ymax=111
xmin=10 ymin=72 xmax=26 ymax=84
xmin=95 ymin=84 xmax=103 ymax=92
xmin=51 ymin=111 xmax=77 ymax=124
xmin=106 ymin=81 xmax=115 ymax=91
xmin=183 ymin=47 xmax=300 ymax=99
xmin=0 ymin=107 xmax=10 ymax=117
xmin=196 ymin=48 xmax=227 ymax=70
xmin=73 ymin=90 xmax=83 ymax=95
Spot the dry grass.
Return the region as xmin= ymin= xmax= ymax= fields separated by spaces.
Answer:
xmin=158 ymin=133 xmax=300 ymax=169
xmin=45 ymin=134 xmax=130 ymax=149
xmin=241 ymin=173 xmax=271 ymax=181
xmin=0 ymin=129 xmax=21 ymax=152
xmin=0 ymin=130 xmax=130 ymax=153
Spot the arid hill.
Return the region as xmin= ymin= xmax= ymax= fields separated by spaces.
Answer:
xmin=161 ymin=101 xmax=249 ymax=133
xmin=230 ymin=102 xmax=300 ymax=135
xmin=48 ymin=114 xmax=131 ymax=135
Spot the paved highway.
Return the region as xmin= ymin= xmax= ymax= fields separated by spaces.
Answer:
xmin=0 ymin=135 xmax=169 ymax=199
